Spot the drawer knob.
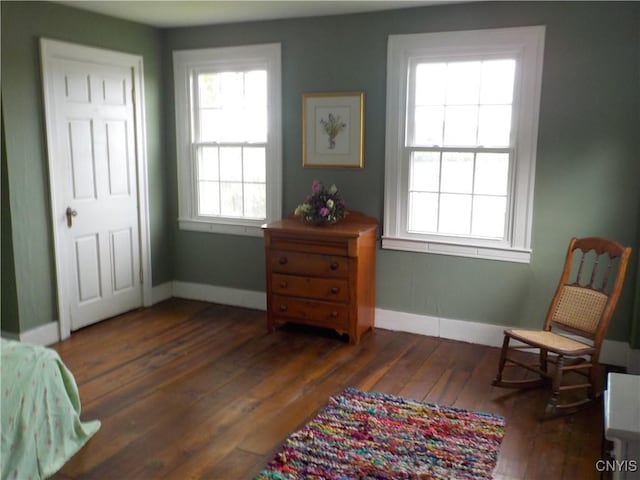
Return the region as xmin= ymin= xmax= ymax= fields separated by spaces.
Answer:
xmin=330 ymin=262 xmax=339 ymax=271
xmin=278 ymin=256 xmax=288 ymax=265
xmin=279 ymin=304 xmax=288 ymax=311
xmin=280 ymin=281 xmax=288 ymax=288
xmin=330 ymin=287 xmax=340 ymax=294
xmin=330 ymin=311 xmax=339 ymax=318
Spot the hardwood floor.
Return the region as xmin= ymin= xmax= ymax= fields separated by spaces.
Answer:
xmin=49 ymin=298 xmax=609 ymax=480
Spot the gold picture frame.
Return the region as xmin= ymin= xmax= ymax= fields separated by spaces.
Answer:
xmin=302 ymin=92 xmax=364 ymax=168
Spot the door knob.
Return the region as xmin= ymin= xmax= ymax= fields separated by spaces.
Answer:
xmin=65 ymin=207 xmax=77 ymax=228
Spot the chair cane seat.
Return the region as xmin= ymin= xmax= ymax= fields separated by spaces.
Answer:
xmin=505 ymin=329 xmax=594 ymax=355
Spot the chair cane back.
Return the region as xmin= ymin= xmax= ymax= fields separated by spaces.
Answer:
xmin=492 ymin=237 xmax=632 ymax=416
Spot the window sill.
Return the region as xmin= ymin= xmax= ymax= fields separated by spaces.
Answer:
xmin=381 ymin=236 xmax=531 ymax=263
xmin=178 ymin=218 xmax=265 ymax=237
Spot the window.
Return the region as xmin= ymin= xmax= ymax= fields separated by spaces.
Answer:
xmin=384 ymin=27 xmax=545 ymax=262
xmin=173 ymin=43 xmax=282 ymax=236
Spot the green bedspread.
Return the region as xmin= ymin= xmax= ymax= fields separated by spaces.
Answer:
xmin=1 ymin=339 xmax=100 ymax=480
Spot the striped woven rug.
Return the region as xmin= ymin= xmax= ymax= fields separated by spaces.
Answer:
xmin=255 ymin=387 xmax=506 ymax=480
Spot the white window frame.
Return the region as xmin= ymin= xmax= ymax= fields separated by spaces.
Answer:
xmin=173 ymin=43 xmax=282 ymax=237
xmin=384 ymin=26 xmax=545 ymax=263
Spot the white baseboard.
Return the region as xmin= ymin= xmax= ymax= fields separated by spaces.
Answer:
xmin=626 ymin=349 xmax=640 ymax=375
xmin=1 ymin=322 xmax=61 ymax=346
xmin=152 ymin=282 xmax=174 ymax=304
xmin=172 ymin=281 xmax=266 ymax=311
xmin=154 ymin=282 xmax=634 ymax=368
xmin=375 ymin=307 xmax=631 ymax=368
xmin=10 ymin=282 xmax=634 ymax=370
xmin=375 ymin=308 xmax=505 ymax=349
xmin=21 ymin=322 xmax=60 ymax=345
xmin=1 ymin=330 xmax=20 ymax=341
xmin=601 ymin=339 xmax=634 ymax=368
xmin=2 ymin=284 xmax=176 ymax=347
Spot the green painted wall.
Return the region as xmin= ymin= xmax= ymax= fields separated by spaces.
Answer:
xmin=1 ymin=103 xmax=20 ymax=334
xmin=165 ymin=1 xmax=639 ymax=342
xmin=0 ymin=1 xmax=171 ymax=332
xmin=2 ymin=1 xmax=638 ymax=345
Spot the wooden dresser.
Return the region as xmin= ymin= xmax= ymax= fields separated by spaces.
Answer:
xmin=262 ymin=211 xmax=377 ymax=344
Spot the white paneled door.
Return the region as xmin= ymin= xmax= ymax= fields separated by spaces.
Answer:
xmin=42 ymin=40 xmax=150 ymax=334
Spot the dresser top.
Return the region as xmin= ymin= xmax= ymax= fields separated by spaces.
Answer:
xmin=262 ymin=211 xmax=378 ymax=239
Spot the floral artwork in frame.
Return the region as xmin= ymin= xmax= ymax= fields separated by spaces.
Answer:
xmin=302 ymin=92 xmax=364 ymax=168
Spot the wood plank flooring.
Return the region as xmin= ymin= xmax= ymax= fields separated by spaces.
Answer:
xmin=49 ymin=298 xmax=610 ymax=480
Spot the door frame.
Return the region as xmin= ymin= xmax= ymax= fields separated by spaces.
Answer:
xmin=40 ymin=38 xmax=152 ymax=340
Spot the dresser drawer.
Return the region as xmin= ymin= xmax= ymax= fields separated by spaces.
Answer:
xmin=272 ymin=273 xmax=349 ymax=302
xmin=269 ymin=250 xmax=349 ymax=278
xmin=271 ymin=295 xmax=350 ymax=331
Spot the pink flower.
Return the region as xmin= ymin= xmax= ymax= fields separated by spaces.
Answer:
xmin=319 ymin=207 xmax=330 ymax=217
xmin=312 ymin=180 xmax=321 ymax=193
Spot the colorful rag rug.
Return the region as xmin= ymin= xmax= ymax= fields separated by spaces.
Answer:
xmin=255 ymin=387 xmax=506 ymax=480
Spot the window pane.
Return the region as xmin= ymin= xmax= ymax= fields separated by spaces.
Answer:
xmin=480 ymin=59 xmax=516 ymax=105
xmin=219 ymin=147 xmax=242 ymax=181
xmin=221 ymin=107 xmax=247 ymax=142
xmin=443 ymin=106 xmax=478 ymax=146
xmin=445 ymin=62 xmax=481 ymax=105
xmin=471 ymin=195 xmax=506 ymax=237
xmin=439 ymin=193 xmax=471 ymax=234
xmin=245 ymin=70 xmax=267 ymax=107
xmin=477 ymin=105 xmax=512 ymax=146
xmin=200 ymin=107 xmax=252 ymax=143
xmin=244 ymin=183 xmax=266 ymax=218
xmin=197 ymin=70 xmax=267 ymax=143
xmin=199 ymin=108 xmax=223 ymax=142
xmin=220 ymin=72 xmax=244 ymax=106
xmin=410 ymin=151 xmax=440 ymax=191
xmin=198 ymin=180 xmax=219 ymax=216
xmin=414 ymin=106 xmax=444 ymax=146
xmin=415 ymin=63 xmax=446 ymax=105
xmin=220 ymin=182 xmax=243 ymax=216
xmin=409 ymin=192 xmax=438 ymax=233
xmin=243 ymin=147 xmax=266 ymax=183
xmin=245 ymin=107 xmax=267 ymax=143
xmin=441 ymin=152 xmax=473 ymax=194
xmin=197 ymin=73 xmax=220 ymax=109
xmin=475 ymin=153 xmax=509 ymax=195
xmin=198 ymin=147 xmax=219 ymax=181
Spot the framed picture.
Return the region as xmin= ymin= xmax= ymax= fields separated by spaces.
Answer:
xmin=302 ymin=92 xmax=364 ymax=168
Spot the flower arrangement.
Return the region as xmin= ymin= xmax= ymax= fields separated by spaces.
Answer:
xmin=294 ymin=180 xmax=347 ymax=225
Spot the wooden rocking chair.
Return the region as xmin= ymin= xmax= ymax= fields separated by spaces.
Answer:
xmin=492 ymin=237 xmax=632 ymax=416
